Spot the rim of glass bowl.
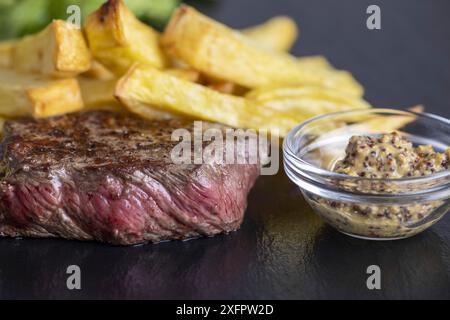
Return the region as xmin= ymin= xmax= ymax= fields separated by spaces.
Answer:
xmin=283 ymin=108 xmax=450 ymax=203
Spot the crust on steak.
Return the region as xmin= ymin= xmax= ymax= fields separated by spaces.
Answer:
xmin=0 ymin=111 xmax=260 ymax=245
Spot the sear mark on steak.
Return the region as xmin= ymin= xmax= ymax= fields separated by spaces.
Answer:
xmin=0 ymin=111 xmax=260 ymax=245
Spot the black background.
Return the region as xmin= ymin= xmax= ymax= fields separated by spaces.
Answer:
xmin=0 ymin=0 xmax=449 ymax=299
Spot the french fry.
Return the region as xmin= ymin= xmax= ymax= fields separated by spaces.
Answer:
xmin=408 ymin=105 xmax=424 ymax=113
xmin=346 ymin=106 xmax=423 ymax=133
xmin=116 ymin=64 xmax=304 ymax=135
xmin=203 ymin=47 xmax=330 ymax=95
xmin=82 ymin=60 xmax=115 ymax=80
xmin=0 ymin=68 xmax=83 ymax=118
xmin=246 ymin=86 xmax=371 ymax=117
xmin=115 ymin=64 xmax=248 ymax=124
xmin=165 ymin=68 xmax=201 ymax=83
xmin=0 ymin=41 xmax=14 ymax=68
xmin=311 ymin=106 xmax=424 ymax=168
xmin=0 ymin=116 xmax=4 ymax=135
xmin=309 ymin=106 xmax=424 ymax=138
xmin=162 ymin=6 xmax=363 ymax=97
xmin=78 ymin=77 xmax=118 ymax=109
xmin=242 ymin=16 xmax=298 ymax=52
xmin=298 ymin=56 xmax=333 ymax=70
xmin=203 ymin=56 xmax=342 ymax=97
xmin=85 ymin=0 xmax=168 ymax=75
xmin=12 ymin=20 xmax=91 ymax=77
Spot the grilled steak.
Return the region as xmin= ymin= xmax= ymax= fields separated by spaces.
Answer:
xmin=0 ymin=111 xmax=260 ymax=245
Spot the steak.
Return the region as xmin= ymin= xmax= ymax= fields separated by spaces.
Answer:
xmin=0 ymin=111 xmax=260 ymax=245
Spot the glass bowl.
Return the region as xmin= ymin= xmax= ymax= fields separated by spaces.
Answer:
xmin=283 ymin=108 xmax=450 ymax=240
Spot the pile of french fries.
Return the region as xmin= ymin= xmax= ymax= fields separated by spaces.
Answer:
xmin=0 ymin=0 xmax=376 ymax=136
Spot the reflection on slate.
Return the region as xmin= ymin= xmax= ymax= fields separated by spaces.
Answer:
xmin=1 ymin=166 xmax=449 ymax=299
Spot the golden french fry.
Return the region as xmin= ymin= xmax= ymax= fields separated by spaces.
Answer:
xmin=350 ymin=109 xmax=422 ymax=133
xmin=85 ymin=0 xmax=168 ymax=75
xmin=116 ymin=64 xmax=305 ymax=136
xmin=115 ymin=64 xmax=247 ymax=124
xmin=335 ymin=105 xmax=424 ymax=130
xmin=0 ymin=41 xmax=14 ymax=68
xmin=242 ymin=16 xmax=298 ymax=52
xmin=313 ymin=106 xmax=424 ymax=137
xmin=164 ymin=68 xmax=201 ymax=82
xmin=207 ymin=81 xmax=238 ymax=94
xmin=407 ymin=105 xmax=424 ymax=113
xmin=82 ymin=60 xmax=115 ymax=80
xmin=246 ymin=86 xmax=371 ymax=118
xmin=78 ymin=76 xmax=129 ymax=113
xmin=162 ymin=6 xmax=363 ymax=96
xmin=310 ymin=106 xmax=424 ymax=168
xmin=0 ymin=68 xmax=83 ymax=118
xmin=12 ymin=20 xmax=91 ymax=77
xmin=204 ymin=56 xmax=332 ymax=96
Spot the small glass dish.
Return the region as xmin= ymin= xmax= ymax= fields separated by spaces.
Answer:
xmin=283 ymin=108 xmax=450 ymax=240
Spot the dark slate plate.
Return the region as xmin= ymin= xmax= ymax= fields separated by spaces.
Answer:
xmin=0 ymin=0 xmax=449 ymax=299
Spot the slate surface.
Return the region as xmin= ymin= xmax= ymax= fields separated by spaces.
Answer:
xmin=0 ymin=0 xmax=449 ymax=299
